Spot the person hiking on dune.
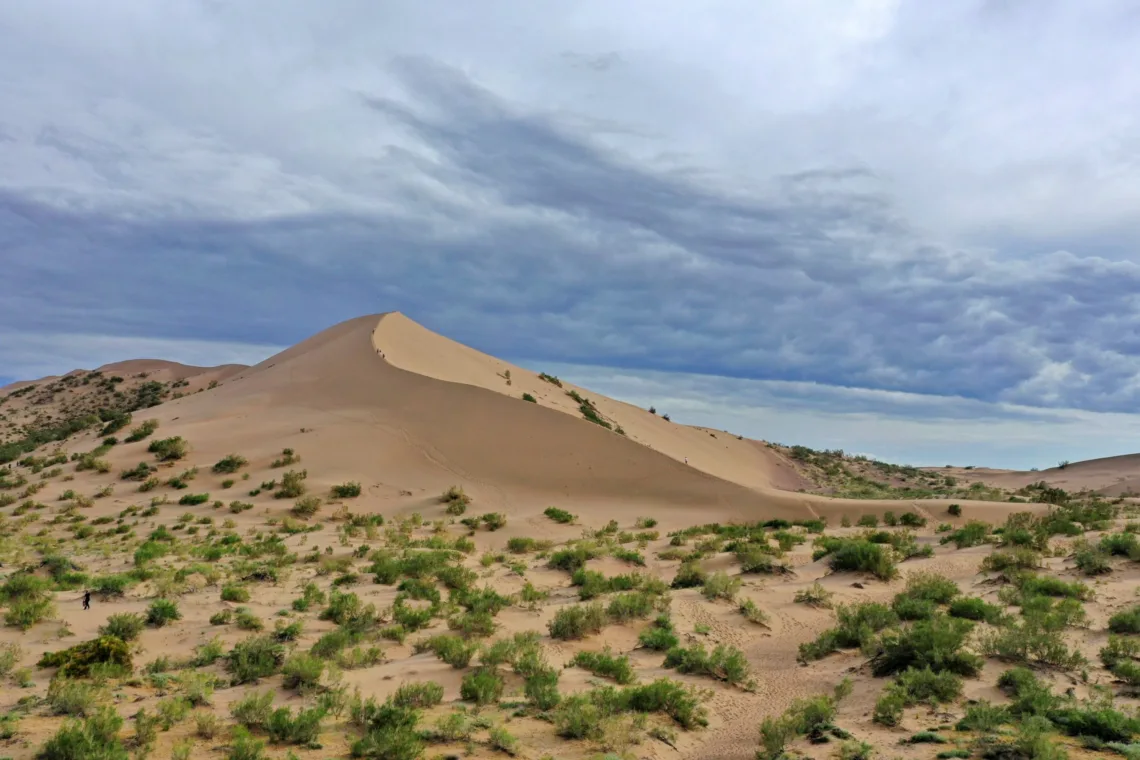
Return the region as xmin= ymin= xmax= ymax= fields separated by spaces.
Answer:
xmin=82 ymin=590 xmax=91 ymax=611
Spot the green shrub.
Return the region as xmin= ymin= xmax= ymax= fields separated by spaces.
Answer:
xmin=639 ymin=614 xmax=680 ymax=651
xmin=231 ymin=689 xmax=274 ymax=729
xmin=941 ymin=521 xmax=991 ymax=549
xmin=460 ymin=667 xmax=504 ymax=705
xmin=798 ymin=602 xmax=898 ymax=662
xmin=671 ymin=560 xmax=706 ymax=589
xmin=97 ymin=614 xmax=145 ymax=644
xmin=948 ymin=504 xmax=962 ymax=516
xmin=147 ymin=437 xmax=187 ymax=461
xmin=948 ymin=596 xmax=1005 ymax=624
xmin=145 ymin=599 xmax=181 ymax=628
xmin=418 ymin=634 xmax=479 ymax=668
xmin=548 ymin=602 xmax=607 ymax=640
xmin=956 ymin=700 xmax=1010 ymax=731
xmin=1109 ymin=606 xmax=1140 ymax=634
xmin=522 ymin=392 xmax=537 ymax=402
xmin=211 ymin=455 xmax=247 ymax=474
xmin=664 ymin=643 xmax=752 ymax=687
xmin=38 ymin=636 xmax=132 ymax=678
xmin=793 ymin=582 xmax=834 ymax=608
xmin=291 ymin=495 xmax=322 ymax=518
xmin=227 ymin=636 xmax=286 ymax=683
xmin=274 ymin=469 xmax=308 ymax=499
xmin=178 ymin=493 xmax=209 ymax=506
xmin=701 ymin=571 xmax=741 ymax=601
xmin=221 ymin=584 xmax=251 ymax=603
xmin=827 ymin=540 xmax=897 ymax=580
xmin=331 ymin=482 xmax=362 ymax=499
xmin=543 ymin=506 xmax=575 ymax=524
xmin=392 ymin=681 xmax=444 ymax=709
xmin=870 ymin=615 xmax=981 ymax=677
xmin=572 ymin=647 xmax=636 ymax=684
xmin=37 ymin=705 xmax=126 ymax=759
xmin=281 ymin=652 xmax=325 ymax=692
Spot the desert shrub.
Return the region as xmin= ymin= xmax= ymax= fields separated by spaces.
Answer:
xmin=1073 ymin=545 xmax=1113 ymax=575
xmin=794 ymin=582 xmax=834 ymax=608
xmin=549 ymin=602 xmax=607 ymax=640
xmin=543 ymin=506 xmax=575 ymax=524
xmin=145 ymin=599 xmax=181 ymax=627
xmin=212 ymin=455 xmax=247 ymax=474
xmin=606 ymin=590 xmax=659 ymax=621
xmin=521 ymin=392 xmax=537 ymax=402
xmin=227 ymin=636 xmax=286 ymax=683
xmin=477 ymin=512 xmax=506 ymax=531
xmin=1110 ymin=606 xmax=1140 ymax=634
xmin=460 ymin=667 xmax=504 ymax=705
xmin=291 ymin=495 xmax=322 ymax=518
xmin=979 ymin=610 xmax=1087 ymax=671
xmin=46 ymin=678 xmax=102 ymax=716
xmin=899 ymin=512 xmax=927 ymax=527
xmin=1101 ymin=532 xmax=1140 ymax=558
xmin=948 ymin=504 xmax=962 ymax=516
xmin=857 ymin=515 xmax=879 ymax=528
xmin=230 ymin=689 xmax=274 ymax=729
xmin=274 ymin=469 xmax=308 ymax=498
xmin=664 ymin=643 xmax=752 ymax=687
xmin=824 ymin=539 xmax=897 ymax=580
xmin=331 ymin=481 xmax=362 ymax=499
xmin=281 ymin=652 xmax=325 ymax=692
xmin=265 ymin=705 xmax=326 ymax=746
xmin=949 ymin=596 xmax=1005 ymax=624
xmin=120 ymin=462 xmax=155 ymax=481
xmin=572 ymin=647 xmax=636 ymax=684
xmin=870 ymin=615 xmax=981 ymax=677
xmin=38 ymin=705 xmax=126 ymax=759
xmin=392 ymin=681 xmax=444 ymax=709
xmin=178 ymin=493 xmax=209 ymax=506
xmin=942 ymin=521 xmax=991 ymax=549
xmin=38 ymin=636 xmax=132 ymax=678
xmin=671 ymin=560 xmax=707 ymax=588
xmin=982 ymin=548 xmax=1042 ymax=572
xmin=701 ymin=571 xmax=741 ymax=601
xmin=147 ymin=437 xmax=187 ymax=461
xmin=95 ymin=614 xmax=145 ymax=643
xmin=798 ymin=602 xmax=898 ymax=662
xmin=956 ymin=700 xmax=1010 ymax=732
xmin=418 ymin=634 xmax=479 ymax=668
xmin=1014 ymin=573 xmax=1091 ymax=601
xmin=221 ymin=584 xmax=251 ymax=603
xmin=638 ymin=614 xmax=680 ymax=651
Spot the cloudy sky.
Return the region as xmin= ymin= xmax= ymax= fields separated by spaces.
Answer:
xmin=3 ymin=0 xmax=1139 ymax=469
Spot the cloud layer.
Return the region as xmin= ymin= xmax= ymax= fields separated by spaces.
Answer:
xmin=2 ymin=1 xmax=1139 ymax=463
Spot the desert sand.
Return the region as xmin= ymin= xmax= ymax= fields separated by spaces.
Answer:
xmin=0 ymin=312 xmax=1136 ymax=760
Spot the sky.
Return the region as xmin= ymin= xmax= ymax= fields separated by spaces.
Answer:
xmin=2 ymin=0 xmax=1140 ymax=469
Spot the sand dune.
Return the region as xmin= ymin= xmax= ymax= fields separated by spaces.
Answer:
xmin=75 ymin=312 xmax=1023 ymax=525
xmin=937 ymin=452 xmax=1140 ymax=497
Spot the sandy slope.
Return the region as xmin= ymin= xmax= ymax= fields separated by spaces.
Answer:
xmin=937 ymin=453 xmax=1140 ymax=497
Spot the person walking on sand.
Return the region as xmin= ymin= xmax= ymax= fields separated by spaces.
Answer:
xmin=82 ymin=590 xmax=91 ymax=611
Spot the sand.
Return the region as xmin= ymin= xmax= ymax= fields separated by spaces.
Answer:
xmin=0 ymin=312 xmax=1125 ymax=760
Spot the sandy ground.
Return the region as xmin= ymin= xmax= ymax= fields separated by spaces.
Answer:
xmin=0 ymin=312 xmax=1131 ymax=760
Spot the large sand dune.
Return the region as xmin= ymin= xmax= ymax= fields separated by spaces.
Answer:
xmin=938 ymin=452 xmax=1140 ymax=497
xmin=72 ymin=312 xmax=1016 ymax=526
